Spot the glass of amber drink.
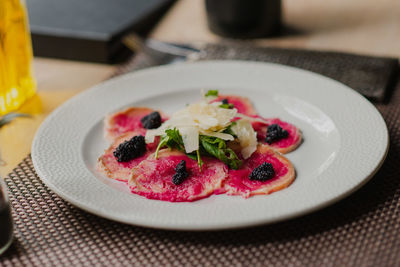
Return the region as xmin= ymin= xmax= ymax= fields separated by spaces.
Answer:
xmin=0 ymin=0 xmax=36 ymax=115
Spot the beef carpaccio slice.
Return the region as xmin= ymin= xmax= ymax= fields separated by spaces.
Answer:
xmin=129 ymin=150 xmax=228 ymax=202
xmin=223 ymin=145 xmax=295 ymax=198
xmin=97 ymin=131 xmax=159 ymax=182
xmin=105 ymin=107 xmax=167 ymax=141
xmin=251 ymin=117 xmax=302 ymax=154
xmin=213 ymin=95 xmax=257 ymax=116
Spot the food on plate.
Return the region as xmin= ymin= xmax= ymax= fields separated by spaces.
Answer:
xmin=211 ymin=94 xmax=258 ymax=116
xmin=129 ymin=150 xmax=228 ymax=202
xmin=104 ymin=107 xmax=167 ymax=141
xmin=145 ymin=97 xmax=245 ymax=170
xmin=97 ymin=130 xmax=159 ymax=181
xmin=97 ymin=90 xmax=302 ymax=201
xmin=251 ymin=118 xmax=302 ymax=154
xmin=223 ymin=144 xmax=295 ymax=198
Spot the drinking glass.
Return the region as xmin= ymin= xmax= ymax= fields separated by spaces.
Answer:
xmin=0 ymin=0 xmax=36 ymax=115
xmin=0 ymin=178 xmax=13 ymax=255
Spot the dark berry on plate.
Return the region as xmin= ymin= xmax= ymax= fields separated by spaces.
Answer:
xmin=221 ymin=98 xmax=229 ymax=105
xmin=265 ymin=124 xmax=289 ymax=144
xmin=140 ymin=111 xmax=162 ymax=129
xmin=249 ymin=162 xmax=275 ymax=181
xmin=113 ymin=135 xmax=146 ymax=162
xmin=172 ymin=160 xmax=189 ymax=185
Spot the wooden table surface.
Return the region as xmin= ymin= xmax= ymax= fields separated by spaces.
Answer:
xmin=1 ymin=0 xmax=399 ymax=176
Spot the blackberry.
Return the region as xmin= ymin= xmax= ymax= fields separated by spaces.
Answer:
xmin=175 ymin=160 xmax=187 ymax=173
xmin=172 ymin=160 xmax=189 ymax=185
xmin=221 ymin=98 xmax=229 ymax=105
xmin=140 ymin=111 xmax=162 ymax=129
xmin=113 ymin=135 xmax=146 ymax=162
xmin=265 ymin=124 xmax=289 ymax=144
xmin=249 ymin=162 xmax=275 ymax=181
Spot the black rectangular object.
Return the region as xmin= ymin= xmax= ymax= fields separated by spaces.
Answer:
xmin=26 ymin=0 xmax=175 ymax=63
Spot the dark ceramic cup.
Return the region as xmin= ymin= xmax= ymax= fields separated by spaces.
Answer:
xmin=205 ymin=0 xmax=281 ymax=38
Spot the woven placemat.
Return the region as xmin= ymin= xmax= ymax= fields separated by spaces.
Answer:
xmin=115 ymin=43 xmax=399 ymax=102
xmin=1 ymin=52 xmax=400 ymax=266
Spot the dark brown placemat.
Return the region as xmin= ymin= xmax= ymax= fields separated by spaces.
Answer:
xmin=1 ymin=50 xmax=400 ymax=266
xmin=115 ymin=43 xmax=399 ymax=102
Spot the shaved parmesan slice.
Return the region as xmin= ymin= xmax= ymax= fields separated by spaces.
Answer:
xmin=231 ymin=119 xmax=257 ymax=159
xmin=200 ymin=130 xmax=234 ymax=141
xmin=145 ymin=95 xmax=239 ymax=154
xmin=164 ymin=115 xmax=194 ymax=127
xmin=184 ymin=101 xmax=237 ymax=131
xmin=145 ymin=127 xmax=165 ymax=143
xmin=179 ymin=126 xmax=199 ymax=153
xmin=236 ymin=113 xmax=269 ymax=124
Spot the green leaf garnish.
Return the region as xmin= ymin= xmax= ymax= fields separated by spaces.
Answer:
xmin=155 ymin=135 xmax=170 ymax=159
xmin=196 ymin=149 xmax=203 ymax=170
xmin=154 ymin=127 xmax=241 ymax=170
xmin=154 ymin=128 xmax=204 ymax=170
xmin=199 ymin=135 xmax=242 ymax=170
xmin=205 ymin=90 xmax=219 ymax=97
xmin=186 ymin=153 xmax=197 ymax=161
xmin=219 ymin=103 xmax=234 ymax=109
xmin=223 ymin=122 xmax=237 ymax=138
xmin=164 ymin=128 xmax=185 ymax=151
xmin=155 ymin=128 xmax=185 ymax=158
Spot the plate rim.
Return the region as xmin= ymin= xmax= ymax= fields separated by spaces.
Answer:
xmin=32 ymin=60 xmax=389 ymax=230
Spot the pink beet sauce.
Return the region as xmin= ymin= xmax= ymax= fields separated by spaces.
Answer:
xmin=226 ymin=149 xmax=288 ymax=195
xmin=252 ymin=118 xmax=299 ymax=149
xmin=130 ymin=154 xmax=227 ymax=202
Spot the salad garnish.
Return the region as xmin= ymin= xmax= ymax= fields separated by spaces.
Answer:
xmin=147 ymin=90 xmax=257 ymax=169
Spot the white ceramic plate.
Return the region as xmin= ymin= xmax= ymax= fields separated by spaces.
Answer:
xmin=32 ymin=61 xmax=388 ymax=230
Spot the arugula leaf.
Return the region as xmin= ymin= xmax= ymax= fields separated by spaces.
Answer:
xmin=155 ymin=128 xmax=185 ymax=158
xmin=154 ymin=127 xmax=241 ymax=170
xmin=223 ymin=122 xmax=237 ymax=138
xmin=199 ymin=135 xmax=242 ymax=170
xmin=154 ymin=128 xmax=204 ymax=169
xmin=219 ymin=103 xmax=234 ymax=109
xmin=186 ymin=150 xmax=203 ymax=170
xmin=196 ymin=150 xmax=203 ymax=169
xmin=186 ymin=153 xmax=197 ymax=160
xmin=155 ymin=135 xmax=170 ymax=159
xmin=164 ymin=128 xmax=185 ymax=151
xmin=205 ymin=90 xmax=218 ymax=97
